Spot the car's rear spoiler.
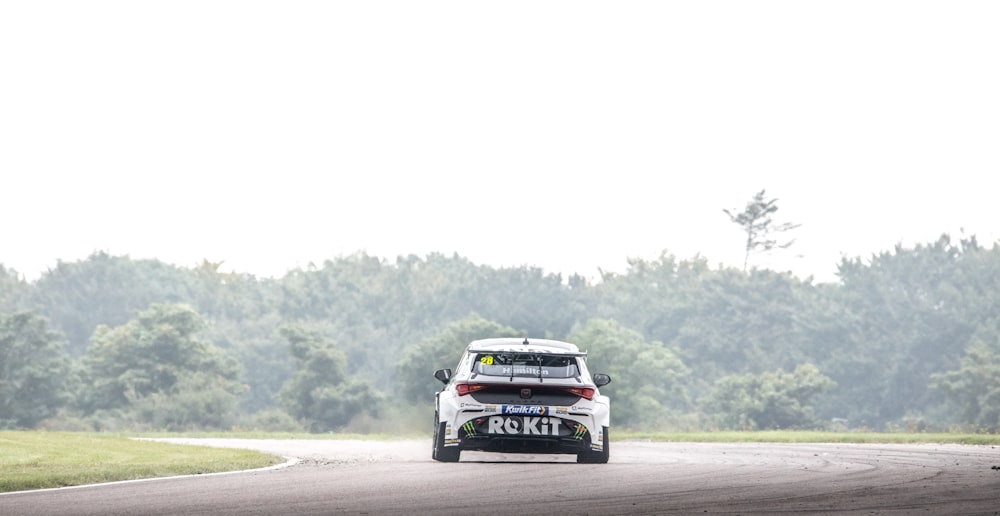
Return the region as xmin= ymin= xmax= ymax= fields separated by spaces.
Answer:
xmin=467 ymin=346 xmax=588 ymax=357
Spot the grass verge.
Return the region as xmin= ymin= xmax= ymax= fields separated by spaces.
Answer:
xmin=130 ymin=431 xmax=425 ymax=440
xmin=0 ymin=432 xmax=284 ymax=494
xmin=615 ymin=430 xmax=1000 ymax=445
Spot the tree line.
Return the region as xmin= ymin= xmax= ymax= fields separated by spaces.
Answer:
xmin=2 ymin=233 xmax=998 ymax=433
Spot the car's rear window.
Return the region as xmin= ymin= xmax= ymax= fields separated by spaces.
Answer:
xmin=473 ymin=353 xmax=579 ymax=379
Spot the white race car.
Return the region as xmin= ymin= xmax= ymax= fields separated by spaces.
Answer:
xmin=432 ymin=337 xmax=612 ymax=463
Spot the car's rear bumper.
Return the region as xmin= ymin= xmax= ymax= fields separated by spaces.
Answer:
xmin=457 ymin=432 xmax=595 ymax=454
xmin=442 ymin=408 xmax=606 ymax=454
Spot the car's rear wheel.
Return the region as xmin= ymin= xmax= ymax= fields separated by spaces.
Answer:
xmin=577 ymin=426 xmax=609 ymax=464
xmin=433 ymin=421 xmax=461 ymax=462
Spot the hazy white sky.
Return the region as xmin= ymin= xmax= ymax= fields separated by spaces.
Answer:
xmin=2 ymin=1 xmax=997 ymax=284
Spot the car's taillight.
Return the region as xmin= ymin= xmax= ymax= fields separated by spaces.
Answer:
xmin=455 ymin=383 xmax=488 ymax=396
xmin=566 ymin=387 xmax=596 ymax=400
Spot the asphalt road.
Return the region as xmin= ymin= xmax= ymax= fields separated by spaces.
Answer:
xmin=3 ymin=439 xmax=999 ymax=515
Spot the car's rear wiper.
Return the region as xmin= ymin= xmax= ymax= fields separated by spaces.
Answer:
xmin=537 ymin=354 xmax=544 ymax=383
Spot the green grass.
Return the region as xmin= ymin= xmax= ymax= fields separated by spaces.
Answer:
xmin=0 ymin=432 xmax=284 ymax=493
xmin=130 ymin=431 xmax=425 ymax=440
xmin=614 ymin=430 xmax=1000 ymax=445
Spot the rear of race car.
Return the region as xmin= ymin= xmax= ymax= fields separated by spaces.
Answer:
xmin=432 ymin=338 xmax=611 ymax=463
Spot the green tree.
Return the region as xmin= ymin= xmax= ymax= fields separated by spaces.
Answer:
xmin=670 ymin=268 xmax=818 ymax=397
xmin=130 ymin=370 xmax=247 ymax=430
xmin=277 ymin=252 xmax=588 ymax=391
xmin=81 ymin=303 xmax=243 ymax=429
xmin=568 ymin=318 xmax=689 ymax=429
xmin=723 ymin=189 xmax=800 ymax=271
xmin=31 ymin=252 xmax=197 ymax=356
xmin=278 ymin=324 xmax=381 ymax=432
xmin=395 ymin=313 xmax=521 ymax=405
xmin=223 ymin=319 xmax=294 ymax=414
xmin=593 ymin=252 xmax=708 ymax=347
xmin=183 ymin=260 xmax=289 ymax=414
xmin=707 ymin=363 xmax=835 ymax=430
xmin=931 ymin=317 xmax=1000 ymax=431
xmin=828 ymin=235 xmax=992 ymax=428
xmin=0 ymin=265 xmax=32 ymax=313
xmin=0 ymin=312 xmax=74 ymax=428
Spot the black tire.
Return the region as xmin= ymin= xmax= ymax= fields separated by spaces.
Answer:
xmin=433 ymin=421 xmax=461 ymax=462
xmin=431 ymin=416 xmax=439 ymax=461
xmin=577 ymin=426 xmax=609 ymax=464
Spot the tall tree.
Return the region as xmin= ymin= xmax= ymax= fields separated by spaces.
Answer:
xmin=707 ymin=363 xmax=835 ymax=430
xmin=827 ymin=235 xmax=992 ymax=428
xmin=30 ymin=252 xmax=197 ymax=355
xmin=593 ymin=252 xmax=709 ymax=347
xmin=396 ymin=313 xmax=521 ymax=405
xmin=0 ymin=312 xmax=74 ymax=428
xmin=931 ymin=316 xmax=1000 ymax=431
xmin=80 ymin=303 xmax=243 ymax=429
xmin=278 ymin=324 xmax=381 ymax=432
xmin=724 ymin=189 xmax=801 ymax=271
xmin=0 ymin=265 xmax=32 ymax=313
xmin=568 ymin=318 xmax=689 ymax=429
xmin=670 ymin=268 xmax=816 ymax=392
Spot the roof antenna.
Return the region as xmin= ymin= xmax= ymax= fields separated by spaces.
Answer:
xmin=522 ymin=338 xmax=529 ymax=346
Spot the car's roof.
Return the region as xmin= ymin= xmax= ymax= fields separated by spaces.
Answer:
xmin=466 ymin=338 xmax=585 ymax=356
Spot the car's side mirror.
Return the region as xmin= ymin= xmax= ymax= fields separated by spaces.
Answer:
xmin=593 ymin=373 xmax=612 ymax=387
xmin=434 ymin=368 xmax=452 ymax=384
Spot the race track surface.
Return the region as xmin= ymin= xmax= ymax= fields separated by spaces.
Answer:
xmin=3 ymin=439 xmax=999 ymax=515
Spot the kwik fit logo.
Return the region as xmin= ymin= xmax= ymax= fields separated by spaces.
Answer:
xmin=501 ymin=405 xmax=549 ymax=416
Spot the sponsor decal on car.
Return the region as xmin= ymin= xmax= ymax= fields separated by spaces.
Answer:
xmin=485 ymin=416 xmax=561 ymax=436
xmin=501 ymin=405 xmax=549 ymax=416
xmin=592 ymin=429 xmax=604 ymax=450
